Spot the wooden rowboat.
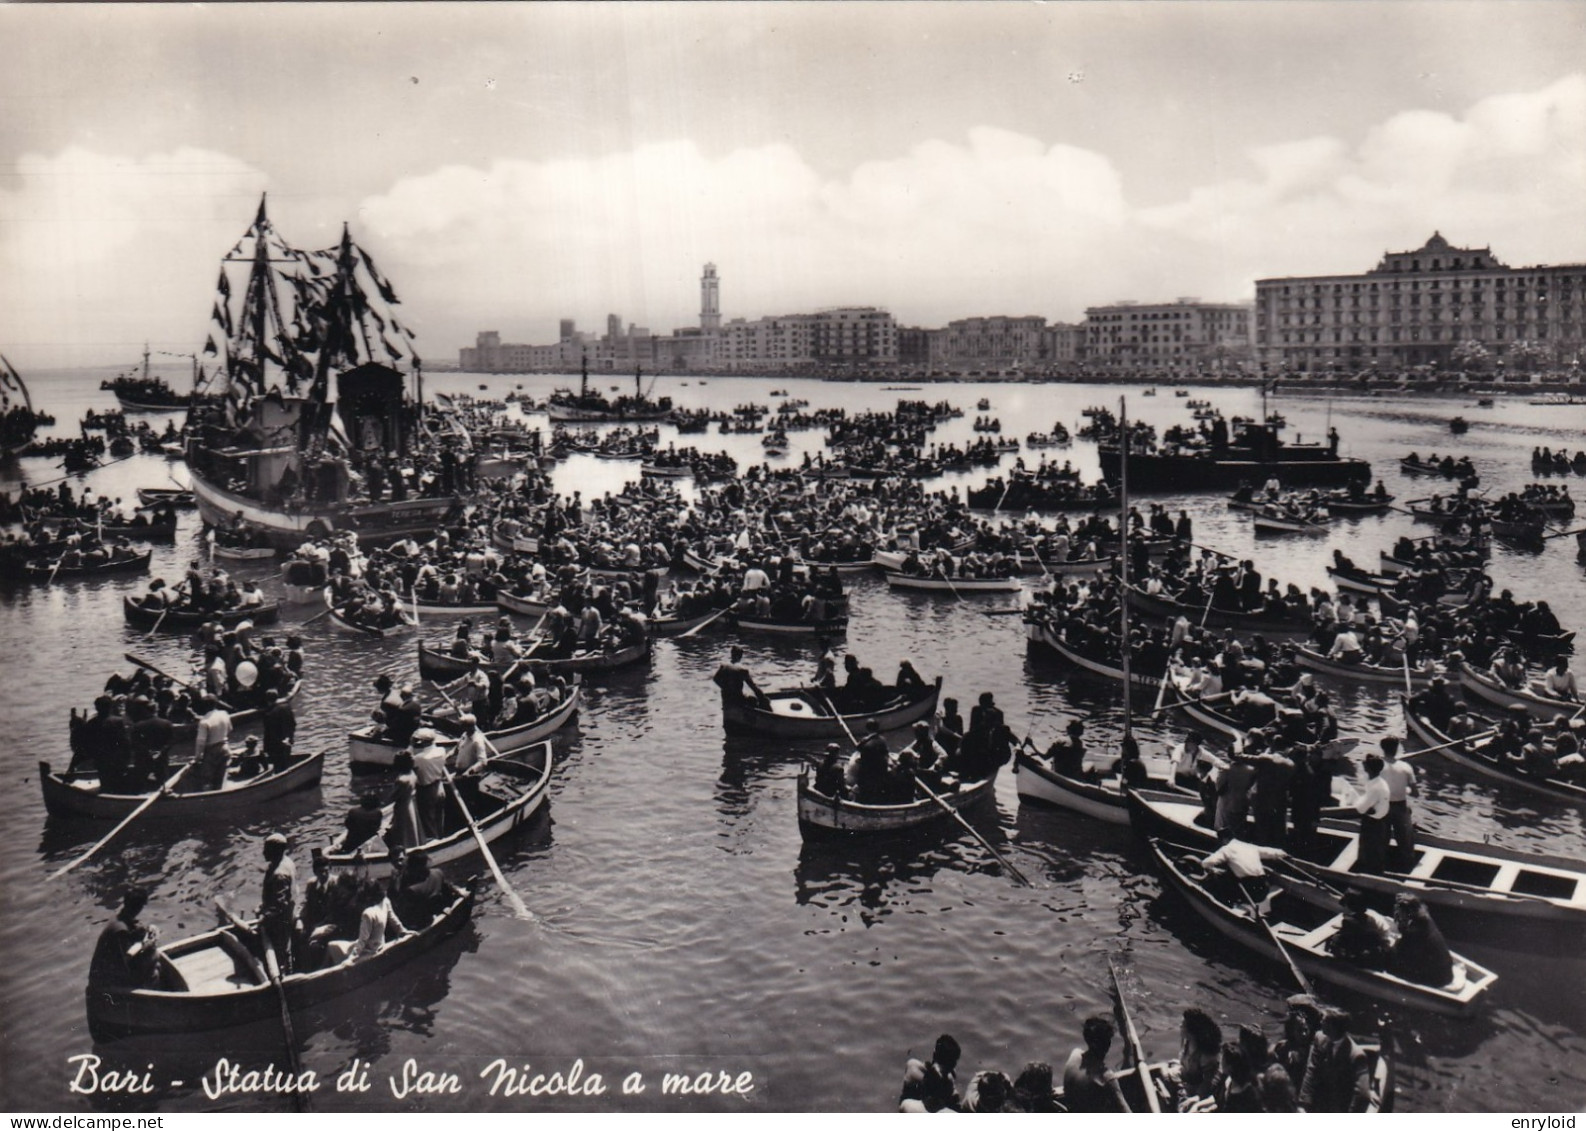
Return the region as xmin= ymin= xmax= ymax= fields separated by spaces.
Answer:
xmin=1149 ymin=839 xmax=1497 ymax=1016
xmin=70 ymin=677 xmax=303 ymax=751
xmin=1123 ymin=582 xmax=1311 ymax=636
xmin=417 ymin=636 xmax=650 ymax=682
xmin=25 ymin=550 xmax=152 ymax=581
xmin=212 ymin=543 xmax=276 ymax=561
xmin=122 ymin=596 xmax=281 ymax=630
xmin=321 ymin=743 xmax=552 ymax=869
xmin=1402 ymin=701 xmax=1586 ymax=808
xmin=1013 ymin=745 xmax=1184 ymax=824
xmin=731 ymin=614 xmax=848 ymax=636
xmin=347 ymin=681 xmax=581 ymax=769
xmin=722 ymin=677 xmax=941 ymax=739
xmin=883 ymin=571 xmax=1023 ymax=593
xmin=86 ymin=882 xmax=475 ymax=1038
xmin=328 ymin=601 xmax=417 ymax=638
xmin=1022 ymin=621 xmax=1166 ymax=691
xmin=410 ymin=595 xmax=502 ymax=617
xmin=40 ymin=749 xmax=323 ymax=821
xmin=1252 ymin=513 xmax=1329 ymax=535
xmin=135 ymin=487 xmax=195 ymax=508
xmin=797 ymin=764 xmax=998 ymax=839
xmin=1293 ymin=645 xmax=1445 ymax=689
xmin=1458 ymin=661 xmax=1580 ymax=721
xmin=1125 ymin=787 xmax=1586 ymax=934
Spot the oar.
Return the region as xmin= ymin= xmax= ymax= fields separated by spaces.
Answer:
xmin=933 ymin=563 xmax=965 ymax=603
xmin=1542 ymin=526 xmax=1586 ymax=541
xmin=443 ymin=766 xmax=534 ymax=921
xmin=1402 ymin=650 xmax=1414 ymax=698
xmin=1197 ymin=585 xmax=1216 ymax=629
xmin=45 ymin=553 xmax=67 ymax=586
xmin=1106 ymin=956 xmax=1161 ymax=1113
xmin=123 ymin=652 xmax=231 ymax=711
xmin=215 ymin=898 xmax=310 ymax=1111
xmin=1398 ymin=726 xmax=1499 ymax=759
xmin=679 ymin=605 xmax=732 ymax=638
xmin=49 ymin=761 xmax=193 ymax=879
xmin=1144 ymin=688 xmax=1232 ymax=718
xmin=911 ymin=772 xmax=1032 ymax=886
xmin=1239 ymin=880 xmax=1315 ymax=998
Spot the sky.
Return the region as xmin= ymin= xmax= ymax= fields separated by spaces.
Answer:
xmin=2 ymin=1 xmax=1585 ymax=370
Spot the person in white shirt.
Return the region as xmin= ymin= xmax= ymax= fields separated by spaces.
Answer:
xmin=1543 ymin=660 xmax=1579 ymax=702
xmin=1378 ymin=736 xmax=1418 ymax=871
xmin=1200 ymin=826 xmax=1288 ymax=902
xmin=1328 ymin=628 xmax=1364 ymax=664
xmin=1352 ymin=755 xmax=1392 ymax=874
xmin=193 ymin=696 xmax=233 ymax=790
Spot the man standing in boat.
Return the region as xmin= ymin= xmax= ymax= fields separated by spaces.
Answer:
xmin=258 ymin=833 xmax=297 ymax=973
xmin=712 ymin=645 xmax=769 ymax=709
xmin=88 ymin=886 xmax=162 ymax=994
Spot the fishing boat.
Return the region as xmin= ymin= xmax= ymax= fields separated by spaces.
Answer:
xmin=1126 ymin=787 xmax=1586 ymax=933
xmin=85 ymin=882 xmax=475 ymax=1038
xmin=40 ymin=749 xmax=324 ymax=821
xmin=1148 ymin=840 xmax=1497 ymax=1016
xmin=721 ymin=677 xmax=942 ymax=739
xmin=24 ymin=550 xmax=152 ymax=582
xmin=348 ymin=682 xmax=581 ymax=768
xmin=416 ymin=636 xmax=650 ymax=682
xmin=102 ymin=346 xmax=209 ymax=413
xmin=546 ymin=361 xmax=672 ymax=423
xmin=796 ymin=764 xmax=998 ymax=838
xmin=122 ymin=595 xmax=281 ymax=631
xmin=883 ymin=571 xmax=1023 ymax=593
xmin=1402 ymin=700 xmax=1586 ymax=808
xmin=183 ymin=197 xmax=463 ymax=549
xmin=321 ymin=742 xmax=552 ymax=869
xmin=1458 ymin=661 xmax=1579 ymax=721
xmin=1293 ymin=645 xmax=1445 ymax=689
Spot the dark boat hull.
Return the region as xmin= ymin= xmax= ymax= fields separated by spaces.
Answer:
xmin=1099 ymin=447 xmax=1371 ymax=490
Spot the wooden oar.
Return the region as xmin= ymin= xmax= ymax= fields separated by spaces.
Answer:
xmin=1107 ymin=956 xmax=1161 ymax=1113
xmin=443 ymin=767 xmax=534 ymax=921
xmin=933 ymin=563 xmax=965 ymax=603
xmin=1238 ymin=880 xmax=1315 ymax=997
xmin=1144 ymin=688 xmax=1232 ymax=718
xmin=45 ymin=553 xmax=67 ymax=586
xmin=911 ymin=773 xmax=1032 ymax=887
xmin=49 ymin=761 xmax=193 ymax=879
xmin=1398 ymin=727 xmax=1499 ymax=760
xmin=215 ymin=898 xmax=310 ymax=1111
xmin=678 ymin=605 xmax=732 ymax=638
xmin=1542 ymin=525 xmax=1586 ymax=541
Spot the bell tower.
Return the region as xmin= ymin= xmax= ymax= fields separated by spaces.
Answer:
xmin=700 ymin=263 xmax=721 ymax=332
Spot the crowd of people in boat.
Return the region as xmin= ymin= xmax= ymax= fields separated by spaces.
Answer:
xmin=134 ymin=561 xmax=271 ymax=616
xmin=899 ymin=997 xmax=1381 ymax=1112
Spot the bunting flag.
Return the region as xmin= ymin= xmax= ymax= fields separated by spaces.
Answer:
xmin=0 ymin=355 xmax=31 ymax=413
xmin=217 ymin=269 xmax=230 ymax=299
xmin=204 ymin=335 xmax=218 ymax=357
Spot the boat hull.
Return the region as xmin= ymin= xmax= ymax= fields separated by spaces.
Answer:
xmin=797 ymin=766 xmax=998 ymax=838
xmin=348 ymin=685 xmax=580 ymax=768
xmin=122 ymin=596 xmax=280 ymax=630
xmin=1098 ymin=447 xmax=1372 ymax=490
xmin=190 ymin=465 xmax=461 ymax=550
xmin=1459 ymin=662 xmax=1578 ymax=720
xmin=722 ymin=677 xmax=941 ymax=739
xmin=41 ymin=751 xmax=323 ymax=821
xmin=417 ymin=638 xmax=650 ymax=681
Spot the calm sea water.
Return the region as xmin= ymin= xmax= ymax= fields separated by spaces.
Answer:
xmin=1 ymin=369 xmax=1582 ymax=1112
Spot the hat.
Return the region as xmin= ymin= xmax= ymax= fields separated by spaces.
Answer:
xmin=459 ymin=713 xmax=477 ymax=727
xmin=412 ymin=728 xmax=437 ymax=747
xmin=264 ymin=832 xmax=288 ymax=848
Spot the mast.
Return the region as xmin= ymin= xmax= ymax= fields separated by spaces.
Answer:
xmin=142 ymin=343 xmax=151 ymax=383
xmin=1118 ymin=395 xmax=1132 ymax=742
xmin=580 ymin=354 xmax=589 ymax=400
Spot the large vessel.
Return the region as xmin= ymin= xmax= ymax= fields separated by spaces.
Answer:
xmin=100 ymin=346 xmax=214 ymax=413
xmin=184 ymin=196 xmax=463 ymax=548
xmin=1 ymin=354 xmax=43 ymax=457
xmin=1099 ymin=416 xmax=1371 ymax=490
xmin=545 ymin=359 xmax=672 ymax=423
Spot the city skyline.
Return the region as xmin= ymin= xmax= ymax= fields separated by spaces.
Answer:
xmin=3 ymin=2 xmax=1585 ymax=370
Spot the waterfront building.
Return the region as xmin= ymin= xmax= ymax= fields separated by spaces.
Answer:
xmin=1255 ymin=233 xmax=1586 ymax=377
xmin=1083 ymin=299 xmax=1253 ymax=372
xmin=928 ymin=315 xmax=1048 ymax=374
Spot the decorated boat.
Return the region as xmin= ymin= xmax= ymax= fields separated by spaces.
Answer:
xmin=546 ymin=361 xmax=672 ymax=423
xmin=86 ymin=881 xmax=475 ymax=1038
xmin=1149 ymin=840 xmax=1497 ymax=1016
xmin=721 ymin=677 xmax=942 ymax=739
xmin=321 ymin=742 xmax=552 ymax=869
xmin=797 ymin=764 xmax=998 ymax=839
xmin=40 ymin=749 xmax=323 ymax=821
xmin=183 ymin=197 xmax=463 ymax=549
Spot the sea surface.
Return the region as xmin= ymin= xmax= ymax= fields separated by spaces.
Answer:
xmin=1 ymin=369 xmax=1582 ymax=1112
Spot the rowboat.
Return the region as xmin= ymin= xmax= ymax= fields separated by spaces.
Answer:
xmin=1022 ymin=621 xmax=1166 ymax=691
xmin=1122 ymin=582 xmax=1311 ymax=636
xmin=1293 ymin=645 xmax=1444 ymax=689
xmin=348 ymin=682 xmax=581 ymax=768
xmin=40 ymin=749 xmax=324 ymax=821
xmin=86 ymin=882 xmax=475 ymax=1038
xmin=122 ymin=596 xmax=281 ymax=630
xmin=328 ymin=601 xmax=417 ymax=638
xmin=212 ymin=543 xmax=276 ymax=561
xmin=1148 ymin=840 xmax=1497 ymax=1016
xmin=410 ymin=596 xmax=502 ymax=618
xmin=25 ymin=550 xmax=152 ymax=581
xmin=36 ymin=517 xmax=178 ymax=543
xmin=1252 ymin=513 xmax=1329 ymax=535
xmin=1324 ymin=566 xmax=1398 ymax=597
xmin=1126 ymin=787 xmax=1586 ymax=933
xmin=135 ymin=487 xmax=195 ymax=508
xmin=883 ymin=572 xmax=1023 ymax=593
xmin=1013 ymin=745 xmax=1183 ymax=824
xmin=650 ymin=606 xmax=730 ymax=636
xmin=1458 ymin=661 xmax=1580 ymax=721
xmin=71 ymin=678 xmax=303 ymax=753
xmin=1402 ymin=700 xmax=1586 ymax=808
xmin=321 ymin=742 xmax=552 ymax=869
xmin=721 ymin=677 xmax=942 ymax=739
xmin=417 ymin=636 xmax=650 ymax=682
xmin=1324 ymin=497 xmax=1395 ymax=516
xmin=796 ymin=764 xmax=998 ymax=838
xmin=731 ymin=614 xmax=848 ymax=636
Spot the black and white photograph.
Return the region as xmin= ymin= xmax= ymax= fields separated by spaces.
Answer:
xmin=2 ymin=0 xmax=1584 ymax=1115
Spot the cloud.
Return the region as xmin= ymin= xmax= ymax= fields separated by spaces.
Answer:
xmin=0 ymin=148 xmax=275 ymax=366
